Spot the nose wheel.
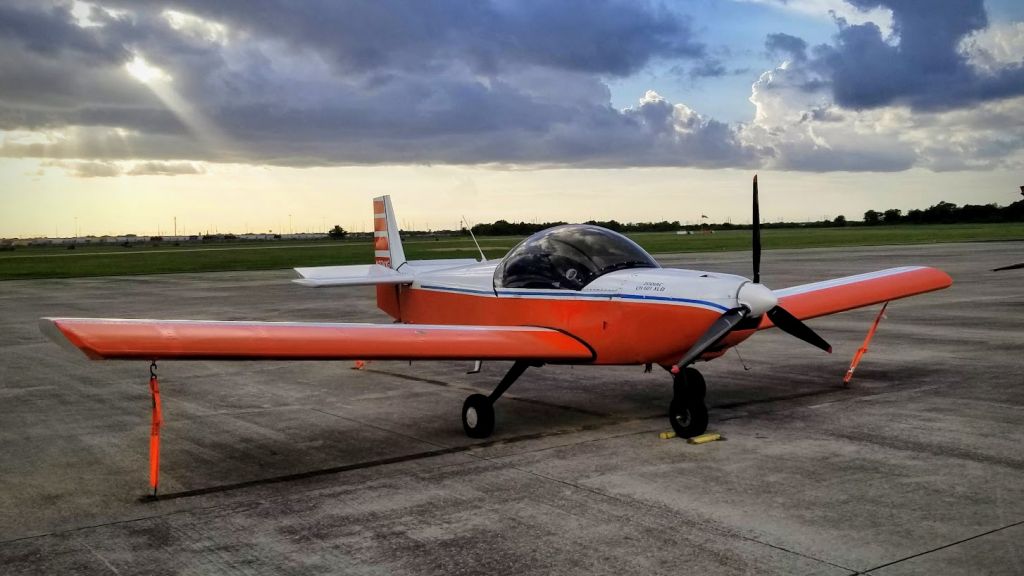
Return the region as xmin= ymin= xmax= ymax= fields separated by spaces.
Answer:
xmin=669 ymin=367 xmax=708 ymax=438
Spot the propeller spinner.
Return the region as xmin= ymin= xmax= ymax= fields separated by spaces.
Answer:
xmin=674 ymin=175 xmax=831 ymax=371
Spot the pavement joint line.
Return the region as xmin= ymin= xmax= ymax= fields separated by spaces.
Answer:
xmin=822 ymin=429 xmax=1024 ymax=472
xmin=853 ymin=518 xmax=1024 ymax=575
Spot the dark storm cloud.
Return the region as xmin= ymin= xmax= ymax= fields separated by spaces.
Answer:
xmin=0 ymin=0 xmax=761 ymax=169
xmin=3 ymin=0 xmax=1020 ymax=172
xmin=813 ymin=0 xmax=1024 ymax=110
xmin=105 ymin=0 xmax=705 ymax=77
xmin=0 ymin=3 xmax=127 ymax=63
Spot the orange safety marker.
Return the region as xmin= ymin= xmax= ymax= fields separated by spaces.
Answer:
xmin=352 ymin=360 xmax=367 ymax=370
xmin=844 ymin=302 xmax=888 ymax=386
xmin=148 ymin=362 xmax=163 ymax=496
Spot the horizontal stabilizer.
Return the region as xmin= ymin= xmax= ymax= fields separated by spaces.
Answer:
xmin=40 ymin=318 xmax=595 ymax=362
xmin=293 ymin=259 xmax=479 ymax=287
xmin=293 ymin=264 xmax=411 ymax=287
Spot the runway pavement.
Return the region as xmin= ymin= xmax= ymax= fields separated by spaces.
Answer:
xmin=1 ymin=241 xmax=1022 ymax=575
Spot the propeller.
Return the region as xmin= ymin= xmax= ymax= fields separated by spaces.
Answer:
xmin=674 ymin=175 xmax=831 ymax=371
xmin=753 ymin=175 xmax=761 ymax=283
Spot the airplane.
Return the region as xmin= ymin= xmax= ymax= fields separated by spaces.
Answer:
xmin=42 ymin=176 xmax=952 ymax=447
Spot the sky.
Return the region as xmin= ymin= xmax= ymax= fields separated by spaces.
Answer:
xmin=1 ymin=0 xmax=1023 ymax=237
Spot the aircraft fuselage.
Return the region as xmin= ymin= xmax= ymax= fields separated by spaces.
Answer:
xmin=386 ymin=262 xmax=767 ymax=365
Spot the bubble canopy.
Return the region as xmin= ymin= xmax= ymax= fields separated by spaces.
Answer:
xmin=494 ymin=225 xmax=660 ymax=291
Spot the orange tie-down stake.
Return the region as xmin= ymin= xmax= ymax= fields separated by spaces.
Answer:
xmin=844 ymin=302 xmax=889 ymax=386
xmin=148 ymin=361 xmax=163 ymax=497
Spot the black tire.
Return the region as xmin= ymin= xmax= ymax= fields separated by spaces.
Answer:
xmin=462 ymin=394 xmax=495 ymax=439
xmin=673 ymin=367 xmax=706 ymax=400
xmin=668 ymin=396 xmax=708 ymax=438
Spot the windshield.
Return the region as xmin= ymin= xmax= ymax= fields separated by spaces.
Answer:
xmin=494 ymin=225 xmax=659 ymax=291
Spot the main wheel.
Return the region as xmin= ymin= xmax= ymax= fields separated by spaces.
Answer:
xmin=673 ymin=367 xmax=706 ymax=400
xmin=669 ymin=396 xmax=708 ymax=438
xmin=462 ymin=394 xmax=495 ymax=439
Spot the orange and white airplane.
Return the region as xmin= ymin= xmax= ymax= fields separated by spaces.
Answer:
xmin=42 ymin=177 xmax=952 ymax=443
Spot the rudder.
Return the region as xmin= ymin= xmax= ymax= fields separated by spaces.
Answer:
xmin=373 ymin=196 xmax=406 ymax=270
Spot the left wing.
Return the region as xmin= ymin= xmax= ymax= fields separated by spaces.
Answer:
xmin=760 ymin=266 xmax=951 ymax=328
xmin=40 ymin=318 xmax=594 ymax=362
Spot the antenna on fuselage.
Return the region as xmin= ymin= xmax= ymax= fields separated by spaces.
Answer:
xmin=462 ymin=215 xmax=486 ymax=262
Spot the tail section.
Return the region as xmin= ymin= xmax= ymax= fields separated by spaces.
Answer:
xmin=373 ymin=196 xmax=406 ymax=270
xmin=374 ymin=195 xmax=405 ymax=320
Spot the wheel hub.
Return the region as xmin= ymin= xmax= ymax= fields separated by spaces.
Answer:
xmin=466 ymin=407 xmax=478 ymax=428
xmin=674 ymin=409 xmax=692 ymax=428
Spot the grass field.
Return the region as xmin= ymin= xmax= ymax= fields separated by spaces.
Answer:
xmin=2 ymin=223 xmax=1021 ymax=280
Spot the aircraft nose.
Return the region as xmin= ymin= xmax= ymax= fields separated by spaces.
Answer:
xmin=737 ymin=281 xmax=777 ymax=316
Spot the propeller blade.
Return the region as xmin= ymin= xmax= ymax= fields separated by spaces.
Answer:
xmin=752 ymin=174 xmax=761 ymax=284
xmin=675 ymin=307 xmax=749 ymax=369
xmin=766 ymin=305 xmax=832 ymax=353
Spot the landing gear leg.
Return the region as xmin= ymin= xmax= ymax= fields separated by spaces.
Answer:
xmin=669 ymin=367 xmax=708 ymax=438
xmin=462 ymin=361 xmax=530 ymax=439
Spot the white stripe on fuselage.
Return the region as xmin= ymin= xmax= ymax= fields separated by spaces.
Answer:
xmin=414 ymin=284 xmax=731 ymax=313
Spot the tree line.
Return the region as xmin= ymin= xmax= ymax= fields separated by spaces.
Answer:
xmin=862 ymin=199 xmax=1024 ymax=225
xmin=470 ymin=219 xmax=683 ymax=236
xmin=464 ymin=197 xmax=1024 ymax=235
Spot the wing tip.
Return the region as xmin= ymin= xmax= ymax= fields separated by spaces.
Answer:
xmin=39 ymin=317 xmax=97 ymax=359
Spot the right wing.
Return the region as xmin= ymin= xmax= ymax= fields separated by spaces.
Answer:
xmin=41 ymin=318 xmax=594 ymax=362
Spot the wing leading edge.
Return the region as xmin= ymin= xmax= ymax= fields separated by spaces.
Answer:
xmin=40 ymin=318 xmax=595 ymax=362
xmin=760 ymin=266 xmax=952 ymax=328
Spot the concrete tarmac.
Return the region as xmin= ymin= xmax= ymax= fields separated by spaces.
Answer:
xmin=1 ymin=241 xmax=1022 ymax=575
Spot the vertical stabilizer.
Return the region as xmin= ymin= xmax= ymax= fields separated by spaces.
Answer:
xmin=373 ymin=195 xmax=407 ymax=270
